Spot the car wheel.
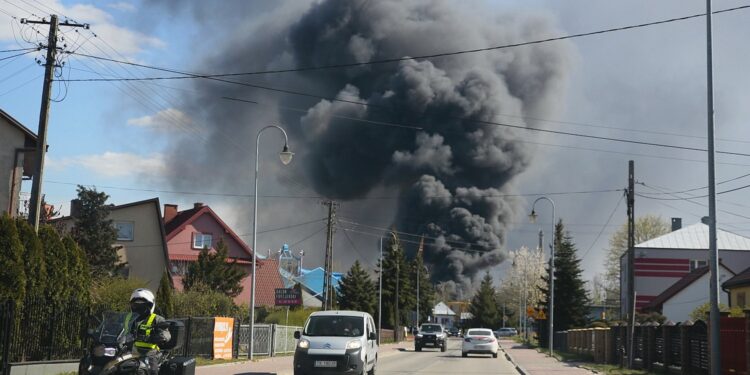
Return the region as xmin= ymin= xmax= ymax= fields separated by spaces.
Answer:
xmin=462 ymin=352 xmax=468 ymax=358
xmin=441 ymin=344 xmax=447 ymax=352
xmin=367 ymin=360 xmax=376 ymax=375
xmin=415 ymin=345 xmax=421 ymax=352
xmin=492 ymin=353 xmax=498 ymax=358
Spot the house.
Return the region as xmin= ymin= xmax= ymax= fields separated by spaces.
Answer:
xmin=279 ymin=266 xmax=343 ymax=308
xmin=53 ymin=198 xmax=170 ymax=292
xmin=722 ymin=266 xmax=750 ymax=309
xmin=0 ymin=109 xmax=37 ymax=217
xmin=620 ymin=218 xmax=750 ymax=316
xmin=432 ymin=301 xmax=456 ymax=328
xmin=163 ymin=202 xmax=284 ymax=307
xmin=643 ymin=263 xmax=733 ymax=322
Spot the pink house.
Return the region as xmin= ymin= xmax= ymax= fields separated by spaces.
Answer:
xmin=164 ymin=202 xmax=283 ymax=307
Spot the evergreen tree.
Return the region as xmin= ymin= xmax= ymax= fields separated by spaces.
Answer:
xmin=71 ymin=186 xmax=122 ymax=276
xmin=337 ymin=261 xmax=376 ymax=315
xmin=412 ymin=251 xmax=435 ymax=325
xmin=155 ymin=271 xmax=174 ymax=318
xmin=379 ymin=233 xmax=414 ymax=329
xmin=183 ymin=239 xmax=247 ymax=297
xmin=39 ymin=225 xmax=70 ymax=300
xmin=0 ymin=214 xmax=26 ymax=304
xmin=469 ymin=272 xmax=500 ymax=328
xmin=16 ymin=219 xmax=46 ymax=299
xmin=62 ymin=235 xmax=91 ymax=302
xmin=539 ymin=219 xmax=590 ymax=331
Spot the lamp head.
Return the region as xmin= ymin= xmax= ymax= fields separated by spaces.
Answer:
xmin=279 ymin=144 xmax=294 ymax=165
xmin=529 ymin=209 xmax=538 ymax=224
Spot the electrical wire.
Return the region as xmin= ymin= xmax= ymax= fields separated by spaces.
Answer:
xmin=638 ymin=171 xmax=750 ymax=196
xmin=636 ymin=183 xmax=750 ymax=221
xmin=580 ymin=193 xmax=625 ymax=259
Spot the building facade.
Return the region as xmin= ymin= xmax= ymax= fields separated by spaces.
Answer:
xmin=0 ymin=109 xmax=37 ymax=217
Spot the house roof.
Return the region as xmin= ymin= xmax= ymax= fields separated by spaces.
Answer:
xmin=636 ymin=223 xmax=750 ymax=250
xmin=0 ymin=108 xmax=37 ymax=142
xmin=295 ymin=267 xmax=343 ymax=297
xmin=723 ymin=266 xmax=750 ymax=289
xmin=646 ymin=262 xmax=734 ymax=310
xmin=163 ymin=204 xmax=253 ymax=258
xmin=255 ymin=259 xmax=285 ymax=306
xmin=433 ymin=302 xmax=456 ymax=316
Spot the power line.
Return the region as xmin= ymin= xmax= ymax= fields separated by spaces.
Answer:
xmin=635 ymin=182 xmax=750 ymax=200
xmin=290 ymin=225 xmax=328 ymax=248
xmin=637 ymin=171 xmax=750 ymax=196
xmin=636 ymin=183 xmax=750 ymax=221
xmin=581 ymin=193 xmax=625 ymax=259
xmin=62 ymin=5 xmax=750 ymax=80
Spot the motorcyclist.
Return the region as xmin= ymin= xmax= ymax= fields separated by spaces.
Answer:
xmin=129 ymin=288 xmax=171 ymax=375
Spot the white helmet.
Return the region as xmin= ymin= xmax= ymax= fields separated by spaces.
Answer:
xmin=130 ymin=288 xmax=156 ymax=314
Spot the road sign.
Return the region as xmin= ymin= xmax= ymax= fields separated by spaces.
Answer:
xmin=527 ymin=307 xmax=536 ymax=317
xmin=537 ymin=310 xmax=547 ymax=320
xmin=275 ymin=288 xmax=302 ymax=306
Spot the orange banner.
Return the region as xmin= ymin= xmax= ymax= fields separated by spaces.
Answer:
xmin=213 ymin=317 xmax=234 ymax=360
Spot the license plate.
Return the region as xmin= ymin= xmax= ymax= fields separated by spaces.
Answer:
xmin=315 ymin=360 xmax=337 ymax=368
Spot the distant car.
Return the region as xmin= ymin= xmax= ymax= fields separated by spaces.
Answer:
xmin=415 ymin=323 xmax=447 ymax=352
xmin=462 ymin=328 xmax=499 ymax=358
xmin=448 ymin=327 xmax=461 ymax=337
xmin=493 ymin=327 xmax=518 ymax=337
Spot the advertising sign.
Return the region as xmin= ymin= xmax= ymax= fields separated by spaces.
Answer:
xmin=213 ymin=317 xmax=234 ymax=360
xmin=275 ymin=288 xmax=302 ymax=306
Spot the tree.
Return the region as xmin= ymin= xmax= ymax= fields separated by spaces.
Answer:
xmin=379 ymin=233 xmax=414 ymax=329
xmin=540 ymin=219 xmax=590 ymax=331
xmin=497 ymin=246 xmax=547 ymax=326
xmin=183 ymin=239 xmax=247 ymax=297
xmin=469 ymin=272 xmax=500 ymax=328
xmin=337 ymin=261 xmax=377 ymax=315
xmin=601 ymin=215 xmax=669 ymax=301
xmin=62 ymin=235 xmax=91 ymax=302
xmin=0 ymin=214 xmax=26 ymax=304
xmin=412 ymin=250 xmax=435 ymax=325
xmin=71 ymin=186 xmax=122 ymax=276
xmin=39 ymin=225 xmax=71 ymax=300
xmin=689 ymin=302 xmax=743 ymax=321
xmin=16 ymin=219 xmax=46 ymax=298
xmin=155 ymin=271 xmax=174 ymax=318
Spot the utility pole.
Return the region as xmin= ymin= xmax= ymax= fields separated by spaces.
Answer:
xmin=377 ymin=237 xmax=383 ymax=344
xmin=322 ymin=200 xmax=337 ymax=310
xmin=22 ymin=16 xmax=87 ymax=231
xmin=627 ymin=160 xmax=636 ymax=369
xmin=705 ymin=1 xmax=721 ymax=373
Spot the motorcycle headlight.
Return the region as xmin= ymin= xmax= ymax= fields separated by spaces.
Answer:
xmin=93 ymin=345 xmax=105 ymax=357
xmin=298 ymin=339 xmax=310 ymax=349
xmin=416 ymin=334 xmax=423 ymax=338
xmin=346 ymin=340 xmax=362 ymax=350
xmin=104 ymin=347 xmax=116 ymax=357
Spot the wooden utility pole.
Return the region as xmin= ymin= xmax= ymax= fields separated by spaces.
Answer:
xmin=322 ymin=200 xmax=337 ymax=310
xmin=627 ymin=160 xmax=636 ymax=368
xmin=22 ymin=16 xmax=88 ymax=231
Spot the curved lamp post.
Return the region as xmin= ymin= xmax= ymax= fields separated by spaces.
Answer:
xmin=249 ymin=125 xmax=293 ymax=360
xmin=529 ymin=196 xmax=555 ymax=358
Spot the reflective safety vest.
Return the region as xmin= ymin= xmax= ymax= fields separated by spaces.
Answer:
xmin=134 ymin=313 xmax=160 ymax=350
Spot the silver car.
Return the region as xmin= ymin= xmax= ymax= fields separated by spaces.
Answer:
xmin=493 ymin=327 xmax=518 ymax=337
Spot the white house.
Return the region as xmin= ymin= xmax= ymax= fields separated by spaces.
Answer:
xmin=432 ymin=301 xmax=456 ymax=328
xmin=644 ymin=263 xmax=734 ymax=322
xmin=620 ymin=218 xmax=750 ymax=316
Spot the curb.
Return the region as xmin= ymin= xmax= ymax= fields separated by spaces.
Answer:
xmin=500 ymin=347 xmax=529 ymax=375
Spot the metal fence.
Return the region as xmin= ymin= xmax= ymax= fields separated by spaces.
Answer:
xmin=235 ymin=324 xmax=300 ymax=357
xmin=274 ymin=325 xmax=303 ymax=355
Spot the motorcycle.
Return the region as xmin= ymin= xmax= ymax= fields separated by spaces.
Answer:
xmin=78 ymin=311 xmax=190 ymax=375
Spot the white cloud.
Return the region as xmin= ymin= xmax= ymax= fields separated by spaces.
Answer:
xmin=108 ymin=2 xmax=136 ymax=12
xmin=127 ymin=108 xmax=191 ymax=130
xmin=0 ymin=0 xmax=163 ymax=58
xmin=48 ymin=152 xmax=166 ymax=178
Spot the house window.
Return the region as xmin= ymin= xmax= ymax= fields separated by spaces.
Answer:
xmin=738 ymin=292 xmax=747 ymax=308
xmin=114 ymin=221 xmax=134 ymax=241
xmin=192 ymin=233 xmax=212 ymax=249
xmin=690 ymin=259 xmax=707 ymax=271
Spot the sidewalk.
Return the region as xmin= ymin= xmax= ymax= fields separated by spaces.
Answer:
xmin=498 ymin=339 xmax=595 ymax=375
xmin=197 ymin=342 xmax=407 ymax=375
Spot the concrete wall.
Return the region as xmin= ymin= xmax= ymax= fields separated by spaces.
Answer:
xmin=0 ymin=116 xmax=31 ymax=217
xmin=9 ymin=360 xmax=78 ymax=375
xmin=662 ymin=266 xmax=732 ymax=322
xmin=111 ymin=202 xmax=167 ymax=292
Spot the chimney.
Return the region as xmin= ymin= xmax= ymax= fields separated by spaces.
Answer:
xmin=671 ymin=217 xmax=682 ymax=232
xmin=193 ymin=202 xmax=204 ymax=210
xmin=70 ymin=199 xmax=81 ymax=218
xmin=701 ymin=216 xmax=710 ymax=225
xmin=164 ymin=204 xmax=178 ymax=223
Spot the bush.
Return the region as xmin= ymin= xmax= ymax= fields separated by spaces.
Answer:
xmin=263 ymin=306 xmax=319 ymax=326
xmin=689 ymin=302 xmax=743 ymax=321
xmin=90 ymin=276 xmax=148 ymax=312
xmin=172 ymin=289 xmax=237 ymax=318
xmin=588 ymin=321 xmax=609 ymax=328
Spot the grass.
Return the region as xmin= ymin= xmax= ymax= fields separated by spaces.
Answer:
xmin=534 ymin=348 xmax=658 ymax=375
xmin=194 ymin=356 xmax=252 ymax=366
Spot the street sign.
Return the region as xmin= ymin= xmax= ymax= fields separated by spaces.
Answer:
xmin=537 ymin=310 xmax=547 ymax=320
xmin=527 ymin=307 xmax=536 ymax=317
xmin=275 ymin=288 xmax=302 ymax=306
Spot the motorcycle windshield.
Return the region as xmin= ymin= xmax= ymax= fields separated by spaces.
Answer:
xmin=96 ymin=311 xmax=138 ymax=345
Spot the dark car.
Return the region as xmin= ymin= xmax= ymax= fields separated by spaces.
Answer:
xmin=448 ymin=327 xmax=461 ymax=337
xmin=415 ymin=323 xmax=446 ymax=352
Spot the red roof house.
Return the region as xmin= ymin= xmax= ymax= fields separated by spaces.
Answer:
xmin=164 ymin=202 xmax=283 ymax=307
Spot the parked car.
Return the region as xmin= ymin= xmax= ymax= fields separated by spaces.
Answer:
xmin=293 ymin=310 xmax=378 ymax=375
xmin=462 ymin=328 xmax=499 ymax=358
xmin=493 ymin=327 xmax=518 ymax=337
xmin=448 ymin=327 xmax=461 ymax=337
xmin=415 ymin=323 xmax=447 ymax=352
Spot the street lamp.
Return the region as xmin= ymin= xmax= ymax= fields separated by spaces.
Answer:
xmin=249 ymin=125 xmax=293 ymax=360
xmin=529 ymin=196 xmax=555 ymax=358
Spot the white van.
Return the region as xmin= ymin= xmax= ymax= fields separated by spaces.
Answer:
xmin=293 ymin=311 xmax=378 ymax=375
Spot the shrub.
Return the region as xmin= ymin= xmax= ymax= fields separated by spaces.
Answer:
xmin=172 ymin=289 xmax=237 ymax=318
xmin=90 ymin=276 xmax=148 ymax=312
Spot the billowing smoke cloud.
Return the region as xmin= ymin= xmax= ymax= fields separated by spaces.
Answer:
xmin=158 ymin=0 xmax=571 ymax=296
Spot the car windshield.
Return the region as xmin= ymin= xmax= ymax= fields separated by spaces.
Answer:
xmin=304 ymin=315 xmax=364 ymax=337
xmin=469 ymin=329 xmax=493 ymax=336
xmin=420 ymin=325 xmax=442 ymax=333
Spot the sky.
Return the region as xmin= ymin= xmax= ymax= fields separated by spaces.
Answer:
xmin=2 ymin=0 xmax=750 ymax=292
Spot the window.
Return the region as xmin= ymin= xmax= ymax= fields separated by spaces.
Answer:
xmin=192 ymin=233 xmax=212 ymax=249
xmin=738 ymin=292 xmax=747 ymax=308
xmin=690 ymin=259 xmax=708 ymax=271
xmin=114 ymin=221 xmax=134 ymax=241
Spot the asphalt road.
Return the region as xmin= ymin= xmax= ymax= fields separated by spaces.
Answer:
xmin=376 ymin=338 xmax=519 ymax=375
